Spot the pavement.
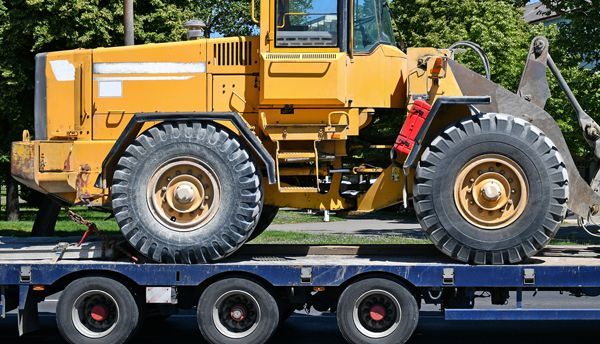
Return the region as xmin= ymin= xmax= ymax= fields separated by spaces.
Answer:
xmin=268 ymin=212 xmax=600 ymax=244
xmin=270 ymin=214 xmax=425 ymax=237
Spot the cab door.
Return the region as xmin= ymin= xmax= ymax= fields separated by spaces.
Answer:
xmin=260 ymin=0 xmax=349 ymax=106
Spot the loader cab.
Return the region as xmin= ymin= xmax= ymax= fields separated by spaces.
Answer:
xmin=262 ymin=0 xmax=396 ymax=54
xmin=258 ymin=0 xmax=406 ymax=109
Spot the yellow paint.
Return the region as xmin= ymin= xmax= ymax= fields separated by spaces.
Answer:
xmin=261 ymin=53 xmax=348 ymax=105
xmin=11 ymin=0 xmax=485 ymax=213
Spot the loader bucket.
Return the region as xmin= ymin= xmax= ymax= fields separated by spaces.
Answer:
xmin=448 ymin=59 xmax=600 ymax=221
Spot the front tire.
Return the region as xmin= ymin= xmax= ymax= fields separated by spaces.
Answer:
xmin=111 ymin=122 xmax=262 ymax=263
xmin=248 ymin=205 xmax=279 ymax=241
xmin=413 ymin=114 xmax=569 ymax=264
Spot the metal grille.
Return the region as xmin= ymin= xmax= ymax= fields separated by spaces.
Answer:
xmin=264 ymin=53 xmax=338 ymax=60
xmin=213 ymin=41 xmax=253 ymax=66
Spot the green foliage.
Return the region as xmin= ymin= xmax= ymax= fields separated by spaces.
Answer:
xmin=192 ymin=0 xmax=257 ymax=38
xmin=390 ymin=0 xmax=548 ymax=91
xmin=0 ymin=0 xmax=598 ymax=168
xmin=389 ymin=0 xmax=599 ymax=160
xmin=540 ymin=0 xmax=600 ymax=70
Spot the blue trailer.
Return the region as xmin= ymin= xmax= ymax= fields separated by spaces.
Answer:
xmin=1 ymin=242 xmax=600 ymax=344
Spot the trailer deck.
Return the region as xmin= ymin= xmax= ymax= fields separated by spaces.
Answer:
xmin=1 ymin=241 xmax=600 ymax=343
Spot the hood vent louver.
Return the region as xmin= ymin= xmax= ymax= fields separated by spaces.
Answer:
xmin=214 ymin=41 xmax=254 ymax=66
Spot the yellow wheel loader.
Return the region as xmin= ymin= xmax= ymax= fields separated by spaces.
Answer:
xmin=10 ymin=0 xmax=600 ymax=264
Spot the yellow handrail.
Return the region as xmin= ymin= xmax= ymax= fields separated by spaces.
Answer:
xmin=251 ymin=0 xmax=259 ymax=24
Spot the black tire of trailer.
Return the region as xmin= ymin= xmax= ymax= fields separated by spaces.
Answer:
xmin=413 ymin=113 xmax=569 ymax=264
xmin=197 ymin=277 xmax=280 ymax=344
xmin=248 ymin=205 xmax=279 ymax=241
xmin=111 ymin=122 xmax=263 ymax=264
xmin=56 ymin=277 xmax=140 ymax=344
xmin=336 ymin=277 xmax=419 ymax=344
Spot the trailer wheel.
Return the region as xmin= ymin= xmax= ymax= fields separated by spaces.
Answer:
xmin=56 ymin=277 xmax=139 ymax=344
xmin=197 ymin=278 xmax=279 ymax=344
xmin=414 ymin=114 xmax=569 ymax=264
xmin=248 ymin=205 xmax=279 ymax=241
xmin=112 ymin=122 xmax=262 ymax=263
xmin=337 ymin=278 xmax=419 ymax=344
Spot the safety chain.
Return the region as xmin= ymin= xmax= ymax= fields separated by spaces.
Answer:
xmin=66 ymin=208 xmax=139 ymax=262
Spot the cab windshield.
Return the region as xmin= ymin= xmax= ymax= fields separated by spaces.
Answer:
xmin=354 ymin=0 xmax=395 ymax=52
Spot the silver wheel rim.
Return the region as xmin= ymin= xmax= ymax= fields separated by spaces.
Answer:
xmin=352 ymin=289 xmax=402 ymax=339
xmin=71 ymin=290 xmax=120 ymax=339
xmin=213 ymin=290 xmax=261 ymax=339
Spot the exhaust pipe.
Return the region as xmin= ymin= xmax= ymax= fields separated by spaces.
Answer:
xmin=184 ymin=20 xmax=207 ymax=40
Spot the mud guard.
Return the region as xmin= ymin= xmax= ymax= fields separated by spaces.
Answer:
xmin=448 ymin=59 xmax=600 ymax=220
xmin=95 ymin=112 xmax=277 ymax=189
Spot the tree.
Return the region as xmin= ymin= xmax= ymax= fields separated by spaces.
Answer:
xmin=390 ymin=0 xmax=548 ymax=91
xmin=0 ymin=0 xmax=209 ymax=221
xmin=540 ymin=0 xmax=600 ymax=70
xmin=191 ymin=0 xmax=257 ymax=38
xmin=389 ymin=0 xmax=600 ymax=163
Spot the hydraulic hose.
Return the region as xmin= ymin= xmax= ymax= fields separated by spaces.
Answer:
xmin=449 ymin=41 xmax=492 ymax=80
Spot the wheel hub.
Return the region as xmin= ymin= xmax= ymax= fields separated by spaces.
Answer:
xmin=481 ymin=181 xmax=502 ymax=201
xmin=230 ymin=305 xmax=247 ymax=322
xmin=213 ymin=290 xmax=261 ymax=339
xmin=72 ymin=290 xmax=119 ymax=339
xmin=147 ymin=157 xmax=221 ymax=232
xmin=174 ymin=182 xmax=197 ymax=204
xmin=454 ymin=154 xmax=528 ymax=229
xmin=369 ymin=305 xmax=386 ymax=322
xmin=353 ymin=290 xmax=401 ymax=339
xmin=90 ymin=305 xmax=107 ymax=322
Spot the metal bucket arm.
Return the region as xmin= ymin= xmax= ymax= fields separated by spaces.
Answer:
xmin=518 ymin=37 xmax=600 ymax=159
xmin=448 ymin=49 xmax=600 ymax=220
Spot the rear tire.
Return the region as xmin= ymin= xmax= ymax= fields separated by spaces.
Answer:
xmin=336 ymin=278 xmax=419 ymax=344
xmin=413 ymin=114 xmax=569 ymax=264
xmin=248 ymin=205 xmax=279 ymax=241
xmin=197 ymin=278 xmax=279 ymax=344
xmin=111 ymin=122 xmax=262 ymax=263
xmin=56 ymin=277 xmax=139 ymax=344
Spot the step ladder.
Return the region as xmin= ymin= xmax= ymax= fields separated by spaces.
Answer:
xmin=276 ymin=141 xmax=320 ymax=193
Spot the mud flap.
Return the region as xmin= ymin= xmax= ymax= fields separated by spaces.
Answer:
xmin=18 ymin=285 xmax=40 ymax=336
xmin=449 ymin=59 xmax=600 ymax=221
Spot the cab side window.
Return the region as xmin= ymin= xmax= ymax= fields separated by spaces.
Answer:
xmin=275 ymin=0 xmax=339 ymax=47
xmin=354 ymin=0 xmax=396 ymax=52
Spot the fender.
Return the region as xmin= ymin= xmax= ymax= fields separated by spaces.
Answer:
xmin=95 ymin=112 xmax=277 ymax=189
xmin=402 ymin=96 xmax=491 ymax=174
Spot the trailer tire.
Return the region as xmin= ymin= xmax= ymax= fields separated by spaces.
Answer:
xmin=414 ymin=113 xmax=569 ymax=264
xmin=112 ymin=122 xmax=262 ymax=263
xmin=56 ymin=277 xmax=139 ymax=344
xmin=337 ymin=278 xmax=419 ymax=344
xmin=248 ymin=205 xmax=279 ymax=241
xmin=197 ymin=277 xmax=279 ymax=344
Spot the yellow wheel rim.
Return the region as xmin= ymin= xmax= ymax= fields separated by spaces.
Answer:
xmin=454 ymin=154 xmax=528 ymax=229
xmin=147 ymin=157 xmax=220 ymax=232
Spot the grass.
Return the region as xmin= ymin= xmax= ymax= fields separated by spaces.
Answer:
xmin=0 ymin=207 xmax=344 ymax=238
xmin=271 ymin=209 xmax=344 ymax=224
xmin=251 ymin=231 xmax=428 ymax=245
xmin=0 ymin=206 xmax=593 ymax=246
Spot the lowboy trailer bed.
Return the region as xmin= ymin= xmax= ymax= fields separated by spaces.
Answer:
xmin=1 ymin=241 xmax=600 ymax=343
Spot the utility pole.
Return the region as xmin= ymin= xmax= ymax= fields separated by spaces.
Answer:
xmin=124 ymin=0 xmax=135 ymax=46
